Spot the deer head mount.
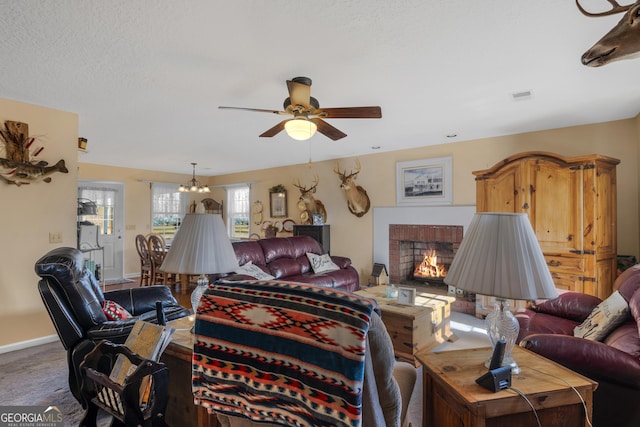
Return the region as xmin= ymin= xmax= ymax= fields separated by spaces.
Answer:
xmin=333 ymin=159 xmax=371 ymax=217
xmin=293 ymin=175 xmax=327 ymax=224
xmin=577 ymin=0 xmax=640 ymax=66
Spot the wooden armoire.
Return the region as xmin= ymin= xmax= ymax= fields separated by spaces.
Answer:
xmin=473 ymin=151 xmax=619 ymax=301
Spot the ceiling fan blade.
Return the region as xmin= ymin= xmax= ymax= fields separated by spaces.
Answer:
xmin=259 ymin=120 xmax=289 ymax=138
xmin=316 ymin=106 xmax=382 ymax=119
xmin=286 ymin=79 xmax=311 ymax=109
xmin=311 ymin=118 xmax=347 ymax=141
xmin=219 ymin=106 xmax=287 ymax=115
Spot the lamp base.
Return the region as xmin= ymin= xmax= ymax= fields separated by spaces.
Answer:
xmin=484 ymin=299 xmax=521 ymax=375
xmin=191 ymin=274 xmax=210 ymax=315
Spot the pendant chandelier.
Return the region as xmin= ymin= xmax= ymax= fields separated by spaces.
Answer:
xmin=179 ymin=163 xmax=210 ymax=193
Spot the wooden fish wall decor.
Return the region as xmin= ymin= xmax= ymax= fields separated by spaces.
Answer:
xmin=0 ymin=121 xmax=68 ymax=186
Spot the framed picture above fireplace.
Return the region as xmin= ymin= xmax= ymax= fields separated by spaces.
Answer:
xmin=396 ymin=156 xmax=452 ymax=205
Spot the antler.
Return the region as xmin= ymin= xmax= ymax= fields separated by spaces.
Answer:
xmin=292 ymin=178 xmax=306 ymax=191
xmin=576 ymin=0 xmax=632 ymax=17
xmin=334 ymin=159 xmax=361 ymax=181
xmin=293 ymin=175 xmax=319 ymax=192
xmin=310 ymin=174 xmax=319 ymax=191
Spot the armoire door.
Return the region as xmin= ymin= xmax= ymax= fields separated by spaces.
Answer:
xmin=527 ymin=158 xmax=582 ymax=254
xmin=475 ymin=162 xmax=523 ymax=213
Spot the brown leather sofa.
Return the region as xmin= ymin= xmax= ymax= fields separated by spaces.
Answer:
xmin=35 ymin=246 xmax=190 ymax=402
xmin=226 ymin=235 xmax=360 ymax=292
xmin=517 ymin=264 xmax=640 ymax=427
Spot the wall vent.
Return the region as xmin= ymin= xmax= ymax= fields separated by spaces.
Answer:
xmin=511 ymin=90 xmax=532 ymax=101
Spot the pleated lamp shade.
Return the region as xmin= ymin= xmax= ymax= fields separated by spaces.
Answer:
xmin=160 ymin=213 xmax=238 ymax=275
xmin=444 ymin=213 xmax=558 ymax=301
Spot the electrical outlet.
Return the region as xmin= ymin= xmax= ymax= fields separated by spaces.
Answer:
xmin=49 ymin=232 xmax=63 ymax=243
xmin=126 ymin=224 xmax=136 ymax=231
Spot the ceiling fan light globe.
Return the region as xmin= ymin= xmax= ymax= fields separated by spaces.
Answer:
xmin=285 ymin=118 xmax=317 ymax=141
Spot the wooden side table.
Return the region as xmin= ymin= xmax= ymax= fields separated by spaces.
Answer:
xmin=356 ymin=286 xmax=456 ymax=364
xmin=161 ymin=316 xmax=219 ymax=427
xmin=416 ymin=346 xmax=597 ymax=427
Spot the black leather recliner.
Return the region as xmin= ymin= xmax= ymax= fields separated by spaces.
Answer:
xmin=35 ymin=246 xmax=190 ymax=402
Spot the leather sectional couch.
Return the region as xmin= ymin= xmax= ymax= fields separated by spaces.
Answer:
xmin=226 ymin=235 xmax=360 ymax=292
xmin=517 ymin=264 xmax=640 ymax=427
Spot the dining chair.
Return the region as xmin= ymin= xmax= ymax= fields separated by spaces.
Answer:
xmin=134 ymin=234 xmax=153 ymax=286
xmin=147 ymin=233 xmax=175 ymax=287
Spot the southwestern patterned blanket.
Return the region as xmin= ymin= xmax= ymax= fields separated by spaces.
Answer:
xmin=192 ymin=279 xmax=378 ymax=427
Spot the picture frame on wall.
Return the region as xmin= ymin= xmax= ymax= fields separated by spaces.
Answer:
xmin=269 ymin=191 xmax=288 ymax=218
xmin=396 ymin=156 xmax=452 ymax=206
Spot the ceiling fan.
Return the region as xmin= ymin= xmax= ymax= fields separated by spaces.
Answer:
xmin=219 ymin=77 xmax=382 ymax=141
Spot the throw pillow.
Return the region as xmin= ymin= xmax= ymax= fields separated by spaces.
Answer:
xmin=235 ymin=261 xmax=275 ymax=280
xmin=306 ymin=252 xmax=340 ymax=274
xmin=573 ymin=291 xmax=630 ymax=341
xmin=102 ymin=300 xmax=132 ymax=321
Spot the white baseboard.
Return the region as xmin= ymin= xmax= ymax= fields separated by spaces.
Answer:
xmin=0 ymin=334 xmax=59 ymax=355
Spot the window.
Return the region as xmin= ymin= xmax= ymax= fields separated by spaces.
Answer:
xmin=151 ymin=182 xmax=188 ymax=241
xmin=78 ymin=187 xmax=115 ymax=235
xmin=227 ymin=185 xmax=250 ymax=239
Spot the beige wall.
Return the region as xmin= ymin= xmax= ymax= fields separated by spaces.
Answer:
xmin=0 ymin=98 xmax=78 ymax=346
xmin=81 ymin=116 xmax=640 ymax=285
xmin=1 ymin=94 xmax=638 ymax=348
xmin=212 ymin=117 xmax=640 ymax=282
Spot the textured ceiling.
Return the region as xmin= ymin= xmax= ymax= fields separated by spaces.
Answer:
xmin=1 ymin=0 xmax=639 ymax=176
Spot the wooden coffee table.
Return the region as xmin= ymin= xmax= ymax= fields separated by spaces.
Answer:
xmin=356 ymin=285 xmax=456 ymax=364
xmin=416 ymin=346 xmax=597 ymax=427
xmin=160 ymin=315 xmax=218 ymax=427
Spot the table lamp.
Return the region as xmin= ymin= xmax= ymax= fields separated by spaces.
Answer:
xmin=160 ymin=213 xmax=239 ymax=315
xmin=444 ymin=212 xmax=558 ymax=374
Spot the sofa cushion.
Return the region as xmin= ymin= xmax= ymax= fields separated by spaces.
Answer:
xmin=268 ymin=258 xmax=307 ymax=279
xmin=614 ymin=264 xmax=640 ymax=301
xmin=306 ymin=252 xmax=340 ymax=274
xmin=259 ymin=236 xmax=323 ymax=263
xmin=235 ymin=261 xmax=274 ymax=280
xmin=286 ymin=274 xmax=336 ymax=288
xmin=629 ymin=289 xmax=640 ymax=336
xmin=604 ymin=321 xmax=640 ymax=358
xmin=533 ymin=292 xmax=602 ymax=323
xmin=574 ymin=291 xmax=630 ymax=341
xmin=258 ymin=237 xmax=297 ymax=263
xmin=232 ymin=241 xmax=266 ymax=267
xmin=330 ymin=255 xmax=352 ymax=269
xmin=516 ymin=309 xmax=579 ymax=342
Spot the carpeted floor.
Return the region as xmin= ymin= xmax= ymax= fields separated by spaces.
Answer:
xmin=0 ymin=340 xmax=93 ymax=426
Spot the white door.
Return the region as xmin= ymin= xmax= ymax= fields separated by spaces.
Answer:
xmin=78 ymin=181 xmax=125 ymax=282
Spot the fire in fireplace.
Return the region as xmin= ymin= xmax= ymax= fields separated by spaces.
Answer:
xmin=413 ymin=249 xmax=448 ymax=279
xmin=388 ymin=224 xmax=463 ymax=285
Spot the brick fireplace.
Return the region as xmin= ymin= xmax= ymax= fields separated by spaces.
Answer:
xmin=388 ymin=224 xmax=463 ymax=284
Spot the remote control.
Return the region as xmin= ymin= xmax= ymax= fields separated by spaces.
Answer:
xmin=489 ymin=339 xmax=506 ymax=370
